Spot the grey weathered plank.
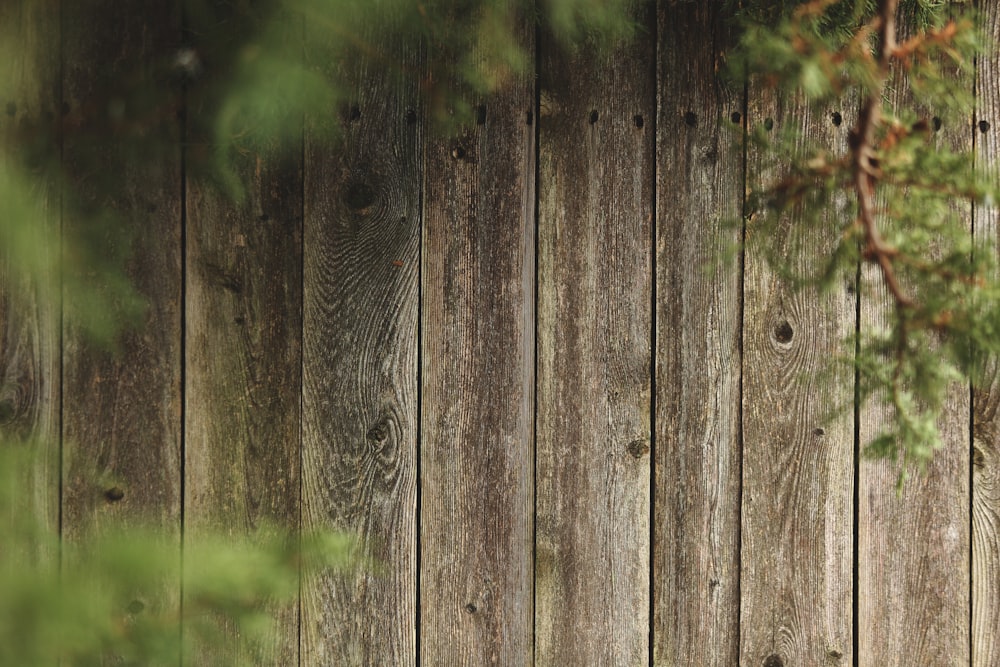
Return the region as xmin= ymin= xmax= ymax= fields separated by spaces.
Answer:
xmin=857 ymin=10 xmax=971 ymax=664
xmin=534 ymin=3 xmax=653 ymax=663
xmin=300 ymin=14 xmax=420 ymax=666
xmin=59 ymin=0 xmax=183 ymax=625
xmin=419 ymin=8 xmax=535 ymax=666
xmin=973 ymin=5 xmax=1000 ymax=664
xmin=0 ymin=0 xmax=61 ymax=554
xmin=740 ymin=91 xmax=855 ymax=664
xmin=183 ymin=6 xmax=303 ymax=664
xmin=653 ymin=2 xmax=742 ymax=664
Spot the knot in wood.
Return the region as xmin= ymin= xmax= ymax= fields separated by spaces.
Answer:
xmin=366 ymin=420 xmax=390 ymax=444
xmin=627 ymin=439 xmax=649 ymax=459
xmin=763 ymin=654 xmax=784 ymax=667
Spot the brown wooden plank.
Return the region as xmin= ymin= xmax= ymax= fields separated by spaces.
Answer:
xmin=300 ymin=13 xmax=420 ymax=666
xmin=740 ymin=95 xmax=856 ymax=664
xmin=653 ymin=2 xmax=743 ymax=664
xmin=857 ymin=9 xmax=971 ymax=665
xmin=0 ymin=0 xmax=61 ymax=552
xmin=973 ymin=4 xmax=1000 ymax=664
xmin=183 ymin=5 xmax=303 ymax=664
xmin=59 ymin=0 xmax=183 ymax=638
xmin=419 ymin=8 xmax=535 ymax=665
xmin=533 ymin=3 xmax=653 ymax=663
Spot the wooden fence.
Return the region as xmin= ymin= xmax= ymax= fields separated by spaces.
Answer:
xmin=3 ymin=0 xmax=1000 ymax=664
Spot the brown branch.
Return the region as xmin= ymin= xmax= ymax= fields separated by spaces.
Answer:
xmin=851 ymin=0 xmax=915 ymax=309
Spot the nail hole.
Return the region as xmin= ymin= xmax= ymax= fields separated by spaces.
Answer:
xmin=980 ymin=120 xmax=990 ymax=133
xmin=831 ymin=111 xmax=842 ymax=126
xmin=731 ymin=111 xmax=741 ymax=124
xmin=526 ymin=110 xmax=534 ymax=125
xmin=774 ymin=320 xmax=793 ymax=343
xmin=684 ymin=111 xmax=697 ymax=127
xmin=405 ymin=108 xmax=417 ymax=124
xmin=764 ymin=117 xmax=774 ymax=131
xmin=476 ymin=104 xmax=487 ymax=125
xmin=104 ymin=487 xmax=125 ymax=502
xmin=633 ymin=114 xmax=644 ymax=128
xmin=932 ymin=116 xmax=942 ymax=131
xmin=588 ymin=109 xmax=599 ymax=124
xmin=763 ymin=655 xmax=784 ymax=667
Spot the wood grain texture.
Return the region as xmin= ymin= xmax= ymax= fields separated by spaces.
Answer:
xmin=653 ymin=2 xmax=742 ymax=665
xmin=301 ymin=18 xmax=420 ymax=667
xmin=740 ymin=90 xmax=855 ymax=665
xmin=534 ymin=3 xmax=653 ymax=663
xmin=973 ymin=4 xmax=1000 ymax=664
xmin=419 ymin=7 xmax=535 ymax=665
xmin=0 ymin=0 xmax=61 ymax=552
xmin=857 ymin=10 xmax=971 ymax=664
xmin=183 ymin=7 xmax=303 ymax=664
xmin=60 ymin=0 xmax=183 ymax=541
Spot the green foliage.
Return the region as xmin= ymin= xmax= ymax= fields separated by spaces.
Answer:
xmin=0 ymin=441 xmax=355 ymax=666
xmin=737 ymin=0 xmax=997 ymax=478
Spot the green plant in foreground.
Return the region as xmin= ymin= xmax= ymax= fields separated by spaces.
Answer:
xmin=0 ymin=442 xmax=356 ymax=666
xmin=738 ymin=0 xmax=997 ymax=478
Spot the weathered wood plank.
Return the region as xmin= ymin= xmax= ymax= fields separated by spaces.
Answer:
xmin=301 ymin=13 xmax=420 ymax=666
xmin=419 ymin=8 xmax=535 ymax=665
xmin=653 ymin=2 xmax=742 ymax=664
xmin=0 ymin=0 xmax=61 ymax=554
xmin=857 ymin=9 xmax=971 ymax=664
xmin=183 ymin=5 xmax=303 ymax=664
xmin=740 ymin=94 xmax=855 ymax=664
xmin=60 ymin=0 xmax=183 ymax=631
xmin=534 ymin=3 xmax=653 ymax=663
xmin=973 ymin=5 xmax=1000 ymax=664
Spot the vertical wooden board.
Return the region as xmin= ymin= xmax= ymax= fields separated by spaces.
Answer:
xmin=61 ymin=0 xmax=182 ymax=553
xmin=973 ymin=3 xmax=1000 ymax=664
xmin=534 ymin=3 xmax=653 ymax=664
xmin=301 ymin=16 xmax=420 ymax=667
xmin=183 ymin=6 xmax=303 ymax=664
xmin=653 ymin=2 xmax=742 ymax=664
xmin=0 ymin=0 xmax=61 ymax=550
xmin=740 ymin=93 xmax=855 ymax=663
xmin=857 ymin=10 xmax=971 ymax=665
xmin=419 ymin=10 xmax=535 ymax=667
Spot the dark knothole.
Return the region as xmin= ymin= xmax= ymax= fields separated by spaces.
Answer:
xmin=627 ymin=439 xmax=649 ymax=459
xmin=684 ymin=111 xmax=697 ymax=127
xmin=526 ymin=110 xmax=534 ymax=126
xmin=764 ymin=117 xmax=774 ymax=131
xmin=813 ymin=427 xmax=825 ymax=437
xmin=980 ymin=120 xmax=990 ymax=134
xmin=831 ymin=111 xmax=842 ymax=126
xmin=634 ymin=114 xmax=644 ymax=129
xmin=932 ymin=116 xmax=942 ymax=131
xmin=465 ymin=603 xmax=477 ymax=614
xmin=589 ymin=109 xmax=599 ymax=124
xmin=731 ymin=111 xmax=741 ymax=124
xmin=127 ymin=600 xmax=145 ymax=614
xmin=367 ymin=420 xmax=390 ymax=443
xmin=451 ymin=145 xmax=466 ymax=160
xmin=476 ymin=104 xmax=487 ymax=125
xmin=104 ymin=487 xmax=125 ymax=502
xmin=763 ymin=654 xmax=784 ymax=667
xmin=774 ymin=320 xmax=793 ymax=344
xmin=348 ymin=104 xmax=361 ymax=122
xmin=345 ymin=183 xmax=377 ymax=212
xmin=405 ymin=108 xmax=417 ymax=125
